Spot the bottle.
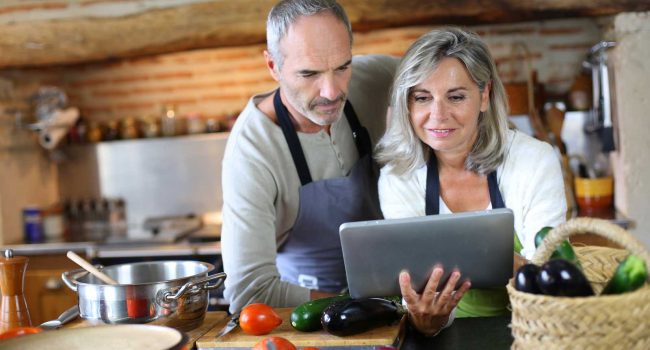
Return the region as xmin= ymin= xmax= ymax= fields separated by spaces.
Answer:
xmin=42 ymin=204 xmax=65 ymax=241
xmin=186 ymin=113 xmax=206 ymax=134
xmin=23 ymin=207 xmax=44 ymax=243
xmin=64 ymin=199 xmax=83 ymax=241
xmin=108 ymin=198 xmax=127 ymax=237
xmin=103 ymin=120 xmax=120 ymax=141
xmin=140 ymin=115 xmax=161 ymax=138
xmin=86 ymin=121 xmax=103 ymax=143
xmin=205 ymin=118 xmax=221 ymax=133
xmin=120 ymin=117 xmax=140 ymax=139
xmin=161 ymin=105 xmax=178 ymax=137
xmin=0 ymin=249 xmax=32 ymax=331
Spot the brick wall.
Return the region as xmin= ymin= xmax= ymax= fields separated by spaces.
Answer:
xmin=1 ymin=17 xmax=605 ymax=125
xmin=0 ymin=16 xmax=606 ymax=243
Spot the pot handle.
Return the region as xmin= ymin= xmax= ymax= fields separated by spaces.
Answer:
xmin=159 ymin=272 xmax=227 ymax=304
xmin=61 ymin=265 xmax=104 ymax=292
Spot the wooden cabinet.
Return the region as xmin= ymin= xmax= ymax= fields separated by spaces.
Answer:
xmin=23 ymin=253 xmax=81 ymax=326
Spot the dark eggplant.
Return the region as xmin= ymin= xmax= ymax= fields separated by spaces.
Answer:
xmin=536 ymin=259 xmax=593 ymax=297
xmin=514 ymin=264 xmax=542 ymax=294
xmin=321 ymin=297 xmax=406 ymax=336
xmin=291 ymin=295 xmax=351 ymax=332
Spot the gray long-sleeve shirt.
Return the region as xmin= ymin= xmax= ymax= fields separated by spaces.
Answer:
xmin=221 ymin=55 xmax=399 ymax=313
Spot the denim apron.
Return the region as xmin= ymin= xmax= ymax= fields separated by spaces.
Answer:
xmin=425 ymin=154 xmax=510 ymax=317
xmin=273 ymin=89 xmax=383 ymax=292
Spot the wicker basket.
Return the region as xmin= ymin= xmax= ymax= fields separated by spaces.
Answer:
xmin=506 ymin=218 xmax=650 ymax=349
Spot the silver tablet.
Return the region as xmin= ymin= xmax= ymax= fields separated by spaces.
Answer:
xmin=339 ymin=208 xmax=514 ymax=298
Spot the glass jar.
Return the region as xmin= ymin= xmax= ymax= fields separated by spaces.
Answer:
xmin=140 ymin=116 xmax=161 ymax=138
xmin=120 ymin=117 xmax=140 ymax=139
xmin=23 ymin=206 xmax=44 ymax=243
xmin=43 ymin=205 xmax=65 ymax=241
xmin=103 ymin=120 xmax=120 ymax=141
xmin=186 ymin=113 xmax=206 ymax=134
xmin=86 ymin=121 xmax=103 ymax=143
xmin=161 ymin=105 xmax=177 ymax=137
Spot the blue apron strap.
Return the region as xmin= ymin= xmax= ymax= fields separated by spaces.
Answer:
xmin=487 ymin=171 xmax=506 ymax=208
xmin=425 ymin=153 xmax=439 ymax=215
xmin=343 ymin=102 xmax=371 ymax=158
xmin=274 ymin=88 xmax=369 ymax=186
xmin=274 ymin=88 xmax=313 ymax=186
xmin=425 ymin=152 xmax=505 ymax=214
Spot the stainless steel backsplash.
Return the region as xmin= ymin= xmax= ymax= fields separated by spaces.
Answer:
xmin=58 ymin=133 xmax=229 ymax=228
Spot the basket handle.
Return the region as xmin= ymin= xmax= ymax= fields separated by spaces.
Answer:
xmin=531 ymin=218 xmax=650 ymax=273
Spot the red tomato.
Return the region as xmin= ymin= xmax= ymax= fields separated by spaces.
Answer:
xmin=239 ymin=303 xmax=282 ymax=336
xmin=301 ymin=348 xmax=321 ymax=350
xmin=0 ymin=326 xmax=43 ymax=340
xmin=252 ymin=336 xmax=297 ymax=350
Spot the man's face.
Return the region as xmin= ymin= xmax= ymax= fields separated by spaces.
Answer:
xmin=267 ymin=12 xmax=352 ymax=129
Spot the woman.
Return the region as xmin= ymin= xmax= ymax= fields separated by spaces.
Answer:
xmin=375 ymin=27 xmax=567 ymax=326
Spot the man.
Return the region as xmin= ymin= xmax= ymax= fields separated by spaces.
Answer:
xmin=221 ymin=0 xmax=398 ymax=313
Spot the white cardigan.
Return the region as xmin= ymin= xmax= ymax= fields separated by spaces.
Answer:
xmin=378 ymin=129 xmax=567 ymax=259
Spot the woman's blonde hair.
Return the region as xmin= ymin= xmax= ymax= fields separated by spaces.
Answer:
xmin=375 ymin=27 xmax=510 ymax=176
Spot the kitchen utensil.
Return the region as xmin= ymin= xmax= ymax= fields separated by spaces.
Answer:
xmin=39 ymin=305 xmax=79 ymax=330
xmin=62 ymin=260 xmax=226 ymax=331
xmin=0 ymin=249 xmax=31 ymax=331
xmin=0 ymin=324 xmax=188 ymax=350
xmin=585 ymin=41 xmax=617 ymax=152
xmin=66 ymin=251 xmax=118 ymax=285
xmin=544 ymin=103 xmax=566 ymax=154
xmin=214 ymin=312 xmax=239 ymax=338
xmin=574 ymin=176 xmax=614 ymax=218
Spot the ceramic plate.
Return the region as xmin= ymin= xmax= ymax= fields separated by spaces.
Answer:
xmin=0 ymin=324 xmax=187 ymax=350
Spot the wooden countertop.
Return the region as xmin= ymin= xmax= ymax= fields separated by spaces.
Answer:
xmin=62 ymin=311 xmax=513 ymax=349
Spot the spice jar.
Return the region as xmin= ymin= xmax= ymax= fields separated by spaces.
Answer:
xmin=23 ymin=206 xmax=44 ymax=243
xmin=205 ymin=118 xmax=221 ymax=133
xmin=103 ymin=120 xmax=120 ymax=141
xmin=161 ymin=105 xmax=178 ymax=137
xmin=186 ymin=113 xmax=206 ymax=134
xmin=86 ymin=121 xmax=103 ymax=143
xmin=120 ymin=117 xmax=140 ymax=139
xmin=43 ymin=204 xmax=65 ymax=241
xmin=140 ymin=116 xmax=161 ymax=138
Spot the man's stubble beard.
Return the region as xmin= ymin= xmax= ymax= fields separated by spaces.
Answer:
xmin=282 ymin=82 xmax=346 ymax=127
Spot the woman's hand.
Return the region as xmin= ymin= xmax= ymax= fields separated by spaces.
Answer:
xmin=399 ymin=266 xmax=471 ymax=336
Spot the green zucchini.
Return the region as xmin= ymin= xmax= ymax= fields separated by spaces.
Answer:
xmin=535 ymin=226 xmax=581 ymax=268
xmin=321 ymin=297 xmax=406 ymax=336
xmin=290 ymin=295 xmax=350 ymax=332
xmin=601 ymin=255 xmax=648 ymax=295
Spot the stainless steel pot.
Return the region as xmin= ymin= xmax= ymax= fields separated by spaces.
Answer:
xmin=62 ymin=260 xmax=226 ymax=331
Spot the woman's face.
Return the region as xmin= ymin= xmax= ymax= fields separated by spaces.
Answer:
xmin=408 ymin=57 xmax=490 ymax=158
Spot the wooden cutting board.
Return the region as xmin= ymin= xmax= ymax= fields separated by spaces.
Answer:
xmin=196 ymin=308 xmax=405 ymax=349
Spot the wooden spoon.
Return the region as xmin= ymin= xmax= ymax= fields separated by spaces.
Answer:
xmin=545 ymin=104 xmax=566 ymax=154
xmin=66 ymin=251 xmax=118 ymax=285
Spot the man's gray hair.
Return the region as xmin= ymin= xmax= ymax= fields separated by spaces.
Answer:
xmin=375 ymin=27 xmax=511 ymax=176
xmin=267 ymin=0 xmax=352 ymax=69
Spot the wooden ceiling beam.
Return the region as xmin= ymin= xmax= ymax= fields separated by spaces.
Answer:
xmin=1 ymin=0 xmax=648 ymax=69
